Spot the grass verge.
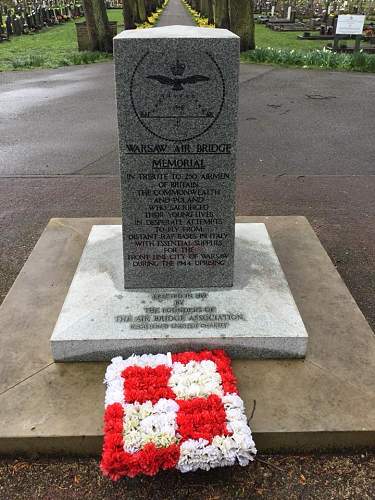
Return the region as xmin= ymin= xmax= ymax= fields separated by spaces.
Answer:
xmin=9 ymin=50 xmax=109 ymax=70
xmin=0 ymin=11 xmax=122 ymax=72
xmin=241 ymin=46 xmax=375 ymax=72
xmin=0 ymin=5 xmax=167 ymax=72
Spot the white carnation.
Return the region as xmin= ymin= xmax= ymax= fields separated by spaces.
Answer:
xmin=169 ymin=360 xmax=223 ymax=399
xmin=123 ymin=399 xmax=179 ymax=453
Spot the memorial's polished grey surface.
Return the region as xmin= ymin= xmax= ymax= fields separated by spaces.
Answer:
xmin=114 ymin=26 xmax=240 ymax=288
xmin=51 ymin=223 xmax=308 ymax=361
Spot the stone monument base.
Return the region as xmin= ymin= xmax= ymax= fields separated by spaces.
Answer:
xmin=50 ymin=223 xmax=308 ymax=361
xmin=1 ymin=217 xmax=374 ymax=453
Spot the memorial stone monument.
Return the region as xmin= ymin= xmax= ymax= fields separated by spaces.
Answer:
xmin=50 ymin=26 xmax=308 ymax=361
xmin=116 ymin=26 xmax=239 ymax=289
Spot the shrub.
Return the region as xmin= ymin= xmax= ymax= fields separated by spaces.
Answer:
xmin=11 ymin=54 xmax=46 ymax=69
xmin=66 ymin=51 xmax=109 ymax=65
xmin=9 ymin=50 xmax=110 ymax=70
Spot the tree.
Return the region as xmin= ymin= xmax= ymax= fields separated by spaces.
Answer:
xmin=123 ymin=0 xmax=136 ymax=29
xmin=207 ymin=0 xmax=215 ymax=24
xmin=213 ymin=0 xmax=230 ymax=29
xmin=123 ymin=0 xmax=166 ymax=29
xmin=82 ymin=0 xmax=112 ymax=52
xmin=323 ymin=0 xmax=331 ymax=23
xmin=82 ymin=0 xmax=99 ymax=50
xmin=228 ymin=0 xmax=255 ymax=51
xmin=136 ymin=0 xmax=147 ymax=23
xmin=187 ymin=0 xmax=256 ymax=51
xmin=199 ymin=0 xmax=208 ymax=17
xmin=92 ymin=0 xmax=113 ymax=52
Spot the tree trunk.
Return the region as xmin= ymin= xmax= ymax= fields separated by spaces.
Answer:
xmin=191 ymin=0 xmax=199 ymax=11
xmin=92 ymin=0 xmax=113 ymax=53
xmin=308 ymin=0 xmax=314 ymax=18
xmin=123 ymin=0 xmax=136 ymax=29
xmin=324 ymin=0 xmax=331 ymax=24
xmin=248 ymin=0 xmax=255 ymax=49
xmin=145 ymin=0 xmax=153 ymax=17
xmin=229 ymin=0 xmax=255 ymax=51
xmin=82 ymin=0 xmax=99 ymax=50
xmin=129 ymin=0 xmax=141 ymax=22
xmin=136 ymin=0 xmax=147 ymax=22
xmin=207 ymin=0 xmax=214 ymax=24
xmin=122 ymin=1 xmax=132 ymax=29
xmin=200 ymin=0 xmax=209 ymax=17
xmin=213 ymin=0 xmax=229 ymax=29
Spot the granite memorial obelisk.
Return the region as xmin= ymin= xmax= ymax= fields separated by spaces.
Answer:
xmin=114 ymin=26 xmax=239 ymax=288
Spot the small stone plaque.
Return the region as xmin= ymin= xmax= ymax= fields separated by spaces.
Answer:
xmin=114 ymin=26 xmax=240 ymax=288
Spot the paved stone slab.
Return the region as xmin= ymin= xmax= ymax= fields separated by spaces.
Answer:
xmin=0 ymin=217 xmax=374 ymax=454
xmin=114 ymin=26 xmax=239 ymax=288
xmin=50 ymin=223 xmax=308 ymax=361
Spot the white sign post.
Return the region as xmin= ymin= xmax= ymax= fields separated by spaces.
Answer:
xmin=336 ymin=14 xmax=365 ymax=35
xmin=334 ymin=14 xmax=365 ymax=52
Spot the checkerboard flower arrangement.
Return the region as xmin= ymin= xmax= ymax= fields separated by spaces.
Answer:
xmin=101 ymin=349 xmax=256 ymax=480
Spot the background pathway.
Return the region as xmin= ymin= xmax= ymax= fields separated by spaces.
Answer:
xmin=2 ymin=63 xmax=374 ymax=177
xmin=157 ymin=0 xmax=195 ymax=27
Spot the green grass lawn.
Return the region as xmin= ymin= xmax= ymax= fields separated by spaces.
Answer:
xmin=0 ymin=9 xmax=122 ymax=71
xmin=242 ymin=24 xmax=375 ymax=72
xmin=255 ymin=24 xmax=327 ymax=50
xmin=254 ymin=24 xmax=373 ymax=51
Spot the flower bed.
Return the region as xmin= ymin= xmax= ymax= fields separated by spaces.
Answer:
xmin=101 ymin=349 xmax=256 ymax=480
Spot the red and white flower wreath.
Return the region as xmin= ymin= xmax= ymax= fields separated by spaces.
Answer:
xmin=101 ymin=349 xmax=256 ymax=480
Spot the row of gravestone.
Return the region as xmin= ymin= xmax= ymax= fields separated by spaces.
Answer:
xmin=0 ymin=2 xmax=83 ymax=40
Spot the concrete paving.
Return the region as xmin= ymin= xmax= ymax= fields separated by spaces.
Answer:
xmin=0 ymin=64 xmax=118 ymax=177
xmin=157 ymin=0 xmax=194 ymax=26
xmin=0 ymin=216 xmax=374 ymax=454
xmin=1 ymin=63 xmax=375 ymax=177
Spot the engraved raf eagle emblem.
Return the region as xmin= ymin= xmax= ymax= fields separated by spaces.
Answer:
xmin=147 ymin=59 xmax=210 ymax=91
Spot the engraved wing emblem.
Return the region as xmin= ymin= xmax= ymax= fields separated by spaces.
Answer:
xmin=147 ymin=74 xmax=210 ymax=91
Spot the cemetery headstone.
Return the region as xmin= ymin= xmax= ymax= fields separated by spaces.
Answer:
xmin=26 ymin=14 xmax=32 ymax=30
xmin=114 ymin=26 xmax=240 ymax=289
xmin=11 ymin=16 xmax=16 ymax=35
xmin=6 ymin=14 xmax=12 ymax=37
